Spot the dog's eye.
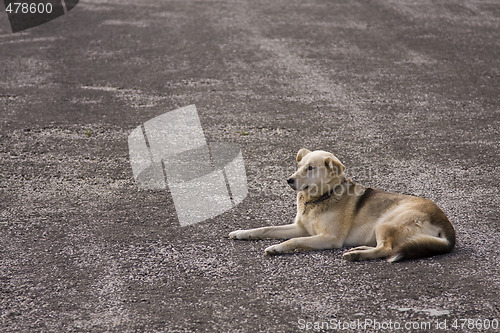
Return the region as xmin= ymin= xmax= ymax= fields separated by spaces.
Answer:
xmin=307 ymin=165 xmax=314 ymax=171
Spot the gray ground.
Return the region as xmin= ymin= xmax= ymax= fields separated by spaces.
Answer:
xmin=1 ymin=0 xmax=499 ymax=332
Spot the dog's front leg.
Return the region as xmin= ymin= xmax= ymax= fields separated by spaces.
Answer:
xmin=264 ymin=234 xmax=342 ymax=255
xmin=229 ymin=223 xmax=308 ymax=240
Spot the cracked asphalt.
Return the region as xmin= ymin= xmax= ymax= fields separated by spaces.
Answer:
xmin=0 ymin=0 xmax=499 ymax=332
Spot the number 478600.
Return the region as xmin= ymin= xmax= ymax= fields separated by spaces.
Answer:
xmin=5 ymin=2 xmax=53 ymax=14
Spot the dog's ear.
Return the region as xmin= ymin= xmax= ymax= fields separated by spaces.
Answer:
xmin=296 ymin=148 xmax=311 ymax=162
xmin=324 ymin=156 xmax=346 ymax=175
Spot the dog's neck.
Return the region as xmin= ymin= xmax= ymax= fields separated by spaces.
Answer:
xmin=301 ymin=176 xmax=349 ymax=206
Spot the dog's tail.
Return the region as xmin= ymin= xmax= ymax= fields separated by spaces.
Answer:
xmin=387 ymin=233 xmax=455 ymax=263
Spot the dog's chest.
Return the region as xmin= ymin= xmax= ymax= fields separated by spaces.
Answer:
xmin=299 ymin=208 xmax=341 ymax=235
xmin=297 ymin=193 xmax=341 ymax=235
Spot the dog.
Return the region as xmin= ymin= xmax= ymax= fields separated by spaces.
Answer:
xmin=229 ymin=148 xmax=455 ymax=262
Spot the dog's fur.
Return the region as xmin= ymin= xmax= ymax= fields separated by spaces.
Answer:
xmin=229 ymin=149 xmax=455 ymax=262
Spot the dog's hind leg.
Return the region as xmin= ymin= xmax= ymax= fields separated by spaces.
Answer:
xmin=342 ymin=244 xmax=392 ymax=261
xmin=342 ymin=223 xmax=397 ymax=261
xmin=344 ymin=245 xmax=374 ymax=251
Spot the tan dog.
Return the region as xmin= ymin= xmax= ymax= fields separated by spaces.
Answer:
xmin=229 ymin=149 xmax=455 ymax=262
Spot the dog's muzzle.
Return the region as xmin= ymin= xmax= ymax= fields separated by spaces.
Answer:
xmin=287 ymin=178 xmax=306 ymax=191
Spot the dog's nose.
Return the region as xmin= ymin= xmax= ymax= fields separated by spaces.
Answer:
xmin=287 ymin=178 xmax=294 ymax=185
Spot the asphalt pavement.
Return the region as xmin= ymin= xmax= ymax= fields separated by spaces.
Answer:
xmin=0 ymin=0 xmax=499 ymax=332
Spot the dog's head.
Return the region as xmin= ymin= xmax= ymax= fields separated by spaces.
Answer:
xmin=287 ymin=148 xmax=346 ymax=196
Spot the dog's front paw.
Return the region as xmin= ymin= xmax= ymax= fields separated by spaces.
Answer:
xmin=342 ymin=251 xmax=361 ymax=261
xmin=229 ymin=230 xmax=252 ymax=240
xmin=264 ymin=244 xmax=284 ymax=255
